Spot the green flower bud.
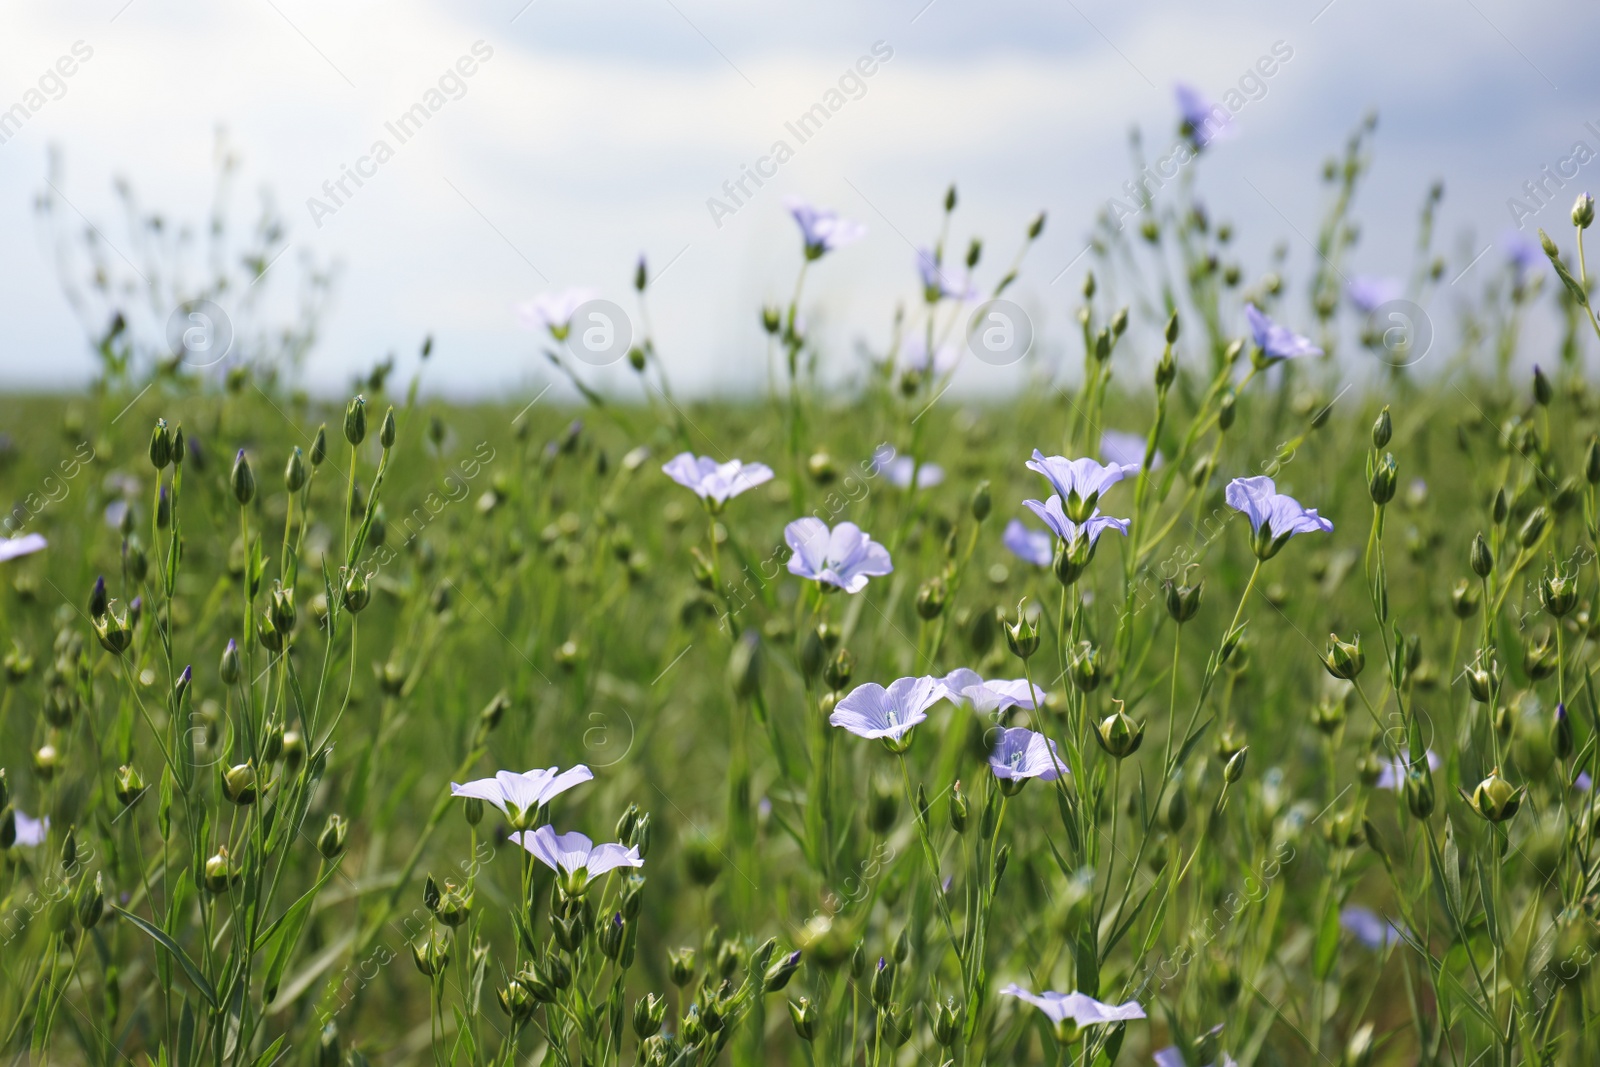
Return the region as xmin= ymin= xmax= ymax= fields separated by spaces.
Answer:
xmin=149 ymin=418 xmax=173 ymax=470
xmin=870 ymin=957 xmax=894 ymax=1009
xmin=230 ymin=450 xmax=256 ymax=506
xmin=1575 ymin=192 xmax=1595 ymax=229
xmin=1005 ymin=600 xmax=1040 ymax=660
xmin=634 ymin=993 xmax=666 ymax=1038
xmin=1533 ymin=364 xmax=1554 ymax=406
xmin=949 ymin=780 xmax=969 ymax=834
xmin=1404 ymin=753 xmax=1435 ymax=820
xmin=970 ymin=479 xmax=992 ymax=522
xmin=933 ymin=995 xmax=963 ymax=1047
xmin=380 ymin=406 xmax=397 ymax=449
xmin=434 ymin=882 xmax=472 ymax=927
xmin=1371 ymin=406 xmax=1391 ymax=449
xmin=761 ymin=306 xmax=781 ymax=334
xmin=88 ymin=574 xmax=108 ymax=617
xmin=788 ymin=997 xmax=817 ymax=1042
xmin=269 ymin=582 xmax=297 ymax=634
xmin=764 ymin=949 xmax=802 ymax=992
xmin=318 ymin=814 xmax=348 ymax=859
xmin=33 ymin=743 xmax=60 ymax=780
xmin=1164 ymin=577 xmax=1203 ymax=623
xmin=1224 ymin=746 xmax=1249 ymax=783
xmin=823 ymin=648 xmax=854 ymax=692
xmin=204 ymin=848 xmax=237 ymax=894
xmin=1553 ymin=703 xmax=1575 ymax=761
xmin=1466 ymin=651 xmax=1497 ymax=703
xmin=728 ymin=629 xmax=762 ymax=699
xmin=115 ymin=764 xmax=146 ymax=807
xmin=1322 ymin=633 xmax=1365 ymax=680
xmin=598 ymin=912 xmax=626 ymax=960
xmin=1469 ymin=533 xmax=1493 ymax=578
xmin=310 ymin=424 xmax=327 ymax=467
xmin=93 ymin=604 xmax=134 ymax=655
xmin=344 ymin=396 xmax=367 ymax=446
xmin=1541 ymin=568 xmax=1579 ymax=617
xmin=342 ymin=570 xmax=370 ymax=614
xmin=1470 ymin=768 xmax=1522 ymax=823
xmin=669 ymin=947 xmax=696 ymax=987
xmin=498 ymin=978 xmax=537 ymax=1022
xmin=1094 ymin=702 xmax=1145 ymax=759
xmin=1519 ymin=506 xmax=1550 ymax=549
xmin=220 ymin=639 xmax=241 ymax=685
xmin=915 ymin=576 xmax=948 ymax=620
xmin=221 ymin=762 xmax=258 ymax=806
xmin=1491 ymin=488 xmax=1508 ymax=525
xmin=285 ymin=447 xmax=307 ymax=492
xmin=413 ymin=930 xmax=450 ymax=976
xmin=1069 ymin=640 xmax=1104 ymax=693
xmin=1368 ymin=452 xmax=1398 ymax=506
xmin=77 ymin=871 xmax=106 ymax=930
xmin=1450 ymin=578 xmax=1480 ymax=618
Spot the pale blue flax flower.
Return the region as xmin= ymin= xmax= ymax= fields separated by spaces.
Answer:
xmin=1100 ymin=429 xmax=1161 ymax=470
xmin=785 ymin=197 xmax=866 ymax=259
xmin=1374 ymin=749 xmax=1440 ymax=790
xmin=1224 ymin=475 xmax=1331 ymax=560
xmin=13 ymin=809 xmax=49 ymax=847
xmin=451 ymin=765 xmax=594 ymax=829
xmin=916 ymin=247 xmax=977 ymax=302
xmin=1244 ymin=304 xmax=1322 ymax=361
xmin=988 ymin=726 xmax=1064 ymax=782
xmin=939 ymin=668 xmax=1045 ymax=716
xmin=1175 ymin=83 xmax=1234 ymax=149
xmin=0 ymin=533 xmax=47 ymax=563
xmin=512 ymin=826 xmax=643 ymax=893
xmin=662 ymin=453 xmax=774 ymax=506
xmin=1022 ymin=496 xmax=1130 ymax=547
xmin=830 ymin=675 xmax=944 ymax=750
xmin=1346 ymin=276 xmax=1402 ymax=314
xmin=1001 ymin=984 xmax=1145 ymax=1037
xmin=871 ymin=445 xmax=944 ymax=490
xmin=1026 ymin=450 xmax=1136 ymax=522
xmin=785 ymin=518 xmax=893 ymax=593
xmin=1002 ymin=519 xmax=1053 ymax=568
xmin=1340 ymin=905 xmax=1404 ymax=950
xmin=517 ymin=288 xmax=598 ymax=340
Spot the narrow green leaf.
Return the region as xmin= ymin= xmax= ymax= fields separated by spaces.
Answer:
xmin=112 ymin=905 xmax=218 ymax=1009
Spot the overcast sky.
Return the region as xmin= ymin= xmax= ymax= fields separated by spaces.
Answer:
xmin=1 ymin=0 xmax=1596 ymax=398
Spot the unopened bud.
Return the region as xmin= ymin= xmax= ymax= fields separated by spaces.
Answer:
xmin=231 ymin=450 xmax=256 ymax=506
xmin=344 ymin=396 xmax=367 ymax=446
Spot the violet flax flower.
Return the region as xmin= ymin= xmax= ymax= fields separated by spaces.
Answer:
xmin=511 ymin=826 xmax=643 ymax=893
xmin=785 ymin=197 xmax=866 ymax=259
xmin=1002 ymin=518 xmax=1053 ymax=568
xmin=1244 ymin=304 xmax=1322 ymax=361
xmin=1000 ymin=984 xmax=1145 ymax=1039
xmin=988 ymin=727 xmax=1064 ymax=783
xmin=785 ymin=519 xmax=893 ymax=593
xmin=830 ymin=676 xmax=943 ymax=751
xmin=940 ymin=668 xmax=1044 ymax=716
xmin=518 ymin=288 xmax=598 ymax=340
xmin=451 ymin=766 xmax=594 ymax=829
xmin=662 ymin=453 xmax=774 ymax=507
xmin=1224 ymin=475 xmax=1332 ymax=560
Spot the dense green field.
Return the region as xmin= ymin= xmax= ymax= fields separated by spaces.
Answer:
xmin=6 ymin=141 xmax=1600 ymax=1067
